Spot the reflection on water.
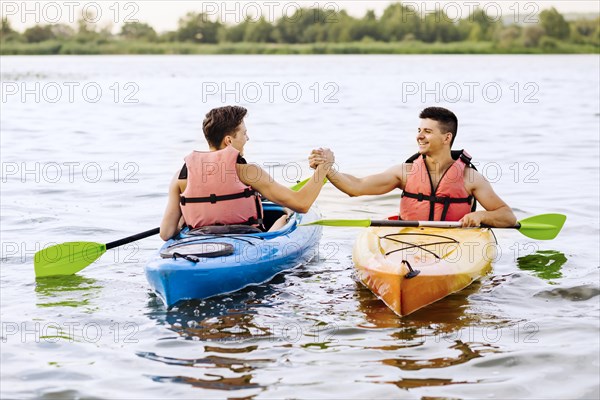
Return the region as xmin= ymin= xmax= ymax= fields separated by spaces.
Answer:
xmin=534 ymin=284 xmax=600 ymax=302
xmin=150 ymin=374 xmax=262 ymax=391
xmin=356 ymin=279 xmax=504 ymax=333
xmin=147 ymin=278 xmax=280 ymax=342
xmin=142 ymin=284 xmax=278 ymax=392
xmin=138 ymin=350 xmax=271 ymax=372
xmin=517 ymin=250 xmax=568 ymax=281
xmin=35 ymin=275 xmax=101 ymax=309
xmin=382 ymin=340 xmax=500 ymax=371
xmin=356 ymin=278 xmax=509 ymax=390
xmin=385 ymin=376 xmax=480 ymax=389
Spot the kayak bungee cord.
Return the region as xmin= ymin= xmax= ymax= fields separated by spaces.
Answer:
xmin=165 ymin=234 xmax=264 ymax=249
xmin=380 ymin=232 xmax=459 ymax=259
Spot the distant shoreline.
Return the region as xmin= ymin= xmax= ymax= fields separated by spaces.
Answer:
xmin=1 ymin=40 xmax=597 ymax=55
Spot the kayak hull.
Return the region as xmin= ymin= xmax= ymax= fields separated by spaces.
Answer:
xmin=145 ymin=204 xmax=322 ymax=307
xmin=352 ymin=225 xmax=496 ymax=317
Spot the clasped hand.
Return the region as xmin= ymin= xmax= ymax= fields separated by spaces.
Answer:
xmin=308 ymin=148 xmax=335 ymax=170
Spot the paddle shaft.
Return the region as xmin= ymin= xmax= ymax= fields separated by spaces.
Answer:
xmin=302 ymin=214 xmax=564 ymax=240
xmin=369 ymin=220 xmax=462 ymax=228
xmin=368 ymin=220 xmax=523 ymax=229
xmin=106 ymin=227 xmax=160 ymax=250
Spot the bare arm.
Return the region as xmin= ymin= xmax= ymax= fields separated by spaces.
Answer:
xmin=237 ymin=163 xmax=330 ymax=214
xmin=325 ymin=164 xmax=408 ymax=197
xmin=462 ymin=169 xmax=517 ymax=228
xmin=159 ymin=172 xmax=184 ymax=241
xmin=309 ymin=148 xmax=408 ymax=196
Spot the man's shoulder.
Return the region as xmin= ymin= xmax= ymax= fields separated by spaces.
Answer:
xmin=464 ymin=167 xmax=486 ymax=190
xmin=384 ymin=163 xmax=412 ymax=189
xmin=236 ymin=162 xmax=261 ymax=174
xmin=236 ymin=163 xmax=269 ymax=187
xmin=398 ymin=162 xmax=418 ymax=174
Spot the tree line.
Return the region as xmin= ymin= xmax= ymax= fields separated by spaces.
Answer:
xmin=1 ymin=4 xmax=598 ymax=51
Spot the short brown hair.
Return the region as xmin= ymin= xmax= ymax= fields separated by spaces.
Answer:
xmin=419 ymin=107 xmax=458 ymax=147
xmin=202 ymin=106 xmax=248 ymax=148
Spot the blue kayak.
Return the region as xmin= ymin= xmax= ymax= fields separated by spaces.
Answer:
xmin=145 ymin=202 xmax=322 ymax=307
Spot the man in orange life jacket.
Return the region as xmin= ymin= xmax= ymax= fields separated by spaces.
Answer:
xmin=160 ymin=106 xmax=332 ymax=240
xmin=309 ymin=107 xmax=517 ymax=228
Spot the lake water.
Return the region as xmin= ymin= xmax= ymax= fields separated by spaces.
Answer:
xmin=1 ymin=55 xmax=599 ymax=399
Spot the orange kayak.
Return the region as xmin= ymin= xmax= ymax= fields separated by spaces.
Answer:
xmin=352 ymin=226 xmax=496 ymax=317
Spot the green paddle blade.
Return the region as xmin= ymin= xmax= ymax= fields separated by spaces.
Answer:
xmin=290 ymin=177 xmax=327 ymax=192
xmin=300 ymin=219 xmax=372 ymax=227
xmin=290 ymin=177 xmax=310 ymax=192
xmin=517 ymin=213 xmax=566 ymax=240
xmin=34 ymin=242 xmax=107 ymax=278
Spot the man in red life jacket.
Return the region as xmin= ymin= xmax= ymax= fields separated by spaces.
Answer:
xmin=309 ymin=107 xmax=517 ymax=228
xmin=160 ymin=106 xmax=332 ymax=240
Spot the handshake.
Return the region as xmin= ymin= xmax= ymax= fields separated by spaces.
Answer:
xmin=308 ymin=148 xmax=335 ymax=170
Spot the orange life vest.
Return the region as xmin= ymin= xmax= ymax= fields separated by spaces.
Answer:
xmin=400 ymin=150 xmax=476 ymax=221
xmin=179 ymin=146 xmax=263 ymax=229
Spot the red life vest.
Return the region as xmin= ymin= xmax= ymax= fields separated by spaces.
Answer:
xmin=400 ymin=150 xmax=476 ymax=221
xmin=179 ymin=145 xmax=263 ymax=229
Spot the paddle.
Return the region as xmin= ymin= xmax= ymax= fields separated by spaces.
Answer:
xmin=300 ymin=213 xmax=566 ymax=241
xmin=34 ymin=176 xmax=319 ymax=278
xmin=290 ymin=176 xmax=327 ymax=191
xmin=34 ymin=228 xmax=160 ymax=278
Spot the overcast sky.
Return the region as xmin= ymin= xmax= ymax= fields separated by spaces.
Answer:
xmin=3 ymin=1 xmax=599 ymax=32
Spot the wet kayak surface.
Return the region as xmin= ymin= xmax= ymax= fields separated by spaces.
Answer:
xmin=1 ymin=55 xmax=598 ymax=399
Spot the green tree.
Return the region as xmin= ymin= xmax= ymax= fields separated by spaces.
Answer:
xmin=23 ymin=25 xmax=55 ymax=43
xmin=158 ymin=30 xmax=177 ymax=42
xmin=1 ymin=17 xmax=21 ymax=42
xmin=572 ymin=18 xmax=598 ymax=37
xmin=50 ymin=24 xmax=75 ymax=40
xmin=120 ymin=22 xmax=157 ymax=41
xmin=75 ymin=13 xmax=102 ymax=43
xmin=569 ymin=18 xmax=599 ymax=45
xmin=274 ymin=8 xmax=341 ymax=43
xmin=275 ymin=8 xmax=308 ymax=43
xmin=539 ymin=7 xmax=570 ymax=40
xmin=177 ymin=12 xmax=222 ymax=43
xmin=458 ymin=8 xmax=497 ymax=42
xmin=349 ymin=10 xmax=382 ymax=41
xmin=244 ymin=17 xmax=275 ymax=42
xmin=420 ymin=11 xmax=461 ymax=43
xmin=1 ymin=18 xmax=13 ymax=35
xmin=495 ymin=25 xmax=521 ymax=48
xmin=380 ymin=3 xmax=420 ymax=41
xmin=539 ymin=36 xmax=558 ymax=50
xmin=223 ymin=18 xmax=250 ymax=42
xmin=465 ymin=23 xmax=483 ymax=41
xmin=522 ymin=25 xmax=545 ymax=47
xmin=325 ymin=10 xmax=353 ymax=42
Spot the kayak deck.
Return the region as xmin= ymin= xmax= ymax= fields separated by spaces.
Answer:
xmin=145 ymin=203 xmax=322 ymax=307
xmin=352 ymin=226 xmax=496 ymax=317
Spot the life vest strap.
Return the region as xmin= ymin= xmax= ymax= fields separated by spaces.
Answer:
xmin=401 ymin=191 xmax=473 ymax=205
xmin=180 ymin=188 xmax=256 ymax=205
xmin=181 ymin=188 xmax=265 ymax=230
xmin=401 ymin=191 xmax=476 ymax=221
